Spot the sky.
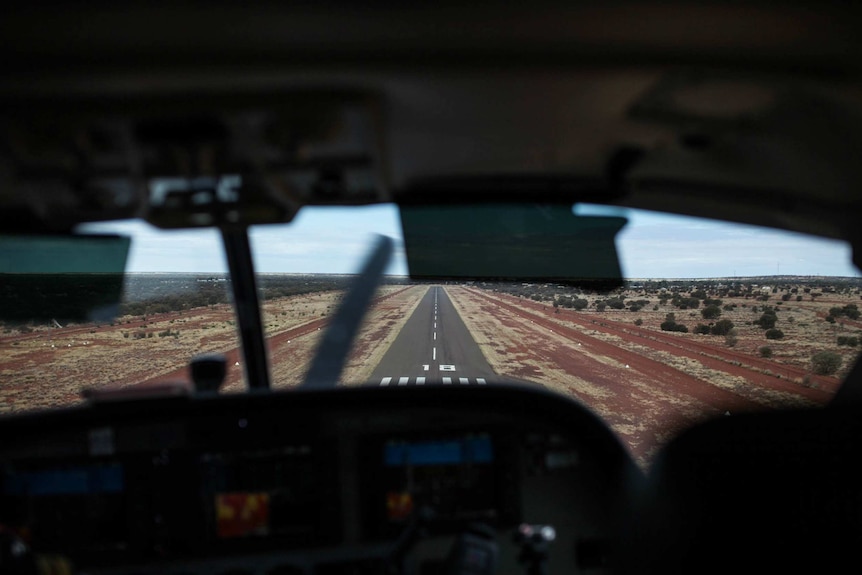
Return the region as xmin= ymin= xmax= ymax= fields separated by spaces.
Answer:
xmin=81 ymin=204 xmax=861 ymax=279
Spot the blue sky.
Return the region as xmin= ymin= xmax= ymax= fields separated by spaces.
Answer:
xmin=82 ymin=204 xmax=860 ymax=278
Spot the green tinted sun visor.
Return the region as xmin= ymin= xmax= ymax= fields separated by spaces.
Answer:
xmin=400 ymin=204 xmax=627 ymax=290
xmin=0 ymin=234 xmax=130 ymax=323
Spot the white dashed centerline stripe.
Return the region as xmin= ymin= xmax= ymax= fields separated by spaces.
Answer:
xmin=433 ymin=332 xmax=436 ymax=340
xmin=459 ymin=377 xmax=469 ymax=385
xmin=433 ymin=347 xmax=436 ymax=360
xmin=443 ymin=377 xmax=452 ymax=384
xmin=380 ymin=377 xmax=391 ymax=386
xmin=416 ymin=377 xmax=425 ymax=385
xmin=398 ymin=377 xmax=409 ymax=386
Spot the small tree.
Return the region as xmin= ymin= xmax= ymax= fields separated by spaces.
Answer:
xmin=757 ymin=313 xmax=777 ymax=329
xmin=701 ymin=305 xmax=722 ymax=320
xmin=710 ymin=319 xmax=735 ymax=336
xmin=759 ymin=346 xmax=773 ymax=358
xmin=811 ymin=351 xmax=842 ymax=375
xmin=660 ymin=312 xmax=688 ymax=333
xmin=765 ymin=328 xmax=784 ymax=340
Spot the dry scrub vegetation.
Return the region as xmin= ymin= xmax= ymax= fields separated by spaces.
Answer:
xmin=487 ymin=281 xmax=861 ymax=382
xmin=0 ymin=285 xmax=420 ymax=412
xmin=445 ymin=282 xmax=860 ymax=466
xmin=265 ymin=285 xmax=427 ymax=388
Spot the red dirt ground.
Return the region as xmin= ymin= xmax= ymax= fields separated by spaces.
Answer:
xmin=138 ymin=286 xmax=415 ymax=389
xmin=449 ymin=287 xmax=838 ymax=467
xmin=0 ymin=286 xmax=415 ymax=411
xmin=2 ymin=282 xmax=851 ymax=470
xmin=474 ymin=289 xmax=841 ymax=395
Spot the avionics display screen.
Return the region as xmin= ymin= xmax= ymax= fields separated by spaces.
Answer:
xmin=380 ymin=434 xmax=497 ymax=524
xmin=200 ymin=446 xmax=319 ymax=543
xmin=3 ymin=464 xmax=124 ymax=495
xmin=0 ymin=463 xmax=127 ymax=552
xmin=384 ymin=436 xmax=493 ymax=467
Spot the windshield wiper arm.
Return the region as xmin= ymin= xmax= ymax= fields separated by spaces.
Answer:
xmin=300 ymin=235 xmax=393 ymax=390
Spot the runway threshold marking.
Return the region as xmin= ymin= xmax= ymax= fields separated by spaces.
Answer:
xmin=378 ymin=376 xmax=486 ymax=386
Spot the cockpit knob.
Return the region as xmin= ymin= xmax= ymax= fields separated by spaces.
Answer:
xmin=190 ymin=353 xmax=227 ymax=393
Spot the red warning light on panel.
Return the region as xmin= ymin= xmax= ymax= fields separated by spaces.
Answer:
xmin=386 ymin=491 xmax=414 ymax=521
xmin=216 ymin=492 xmax=270 ymax=539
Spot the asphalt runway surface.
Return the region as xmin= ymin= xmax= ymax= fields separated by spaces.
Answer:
xmin=369 ymin=286 xmax=511 ymax=386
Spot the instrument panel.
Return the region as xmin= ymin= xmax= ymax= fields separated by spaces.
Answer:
xmin=0 ymin=385 xmax=640 ymax=575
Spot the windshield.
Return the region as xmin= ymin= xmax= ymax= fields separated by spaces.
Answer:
xmin=1 ymin=204 xmax=860 ymax=467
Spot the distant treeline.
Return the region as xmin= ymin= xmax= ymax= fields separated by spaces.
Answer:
xmin=485 ymin=277 xmax=862 ymax=305
xmin=257 ymin=275 xmax=354 ymax=300
xmin=119 ymin=282 xmax=231 ymax=316
xmin=118 ymin=274 xmax=413 ymax=318
xmin=1 ymin=273 xmax=417 ymax=327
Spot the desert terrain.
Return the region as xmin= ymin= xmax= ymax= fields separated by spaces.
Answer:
xmin=2 ymin=275 xmax=860 ymax=467
xmin=0 ymin=281 xmax=420 ymax=410
xmin=447 ymin=282 xmax=859 ymax=465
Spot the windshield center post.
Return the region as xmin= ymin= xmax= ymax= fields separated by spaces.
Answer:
xmin=221 ymin=227 xmax=271 ymax=390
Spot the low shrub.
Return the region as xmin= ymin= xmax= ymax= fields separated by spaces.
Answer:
xmin=811 ymin=351 xmax=842 ymax=375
